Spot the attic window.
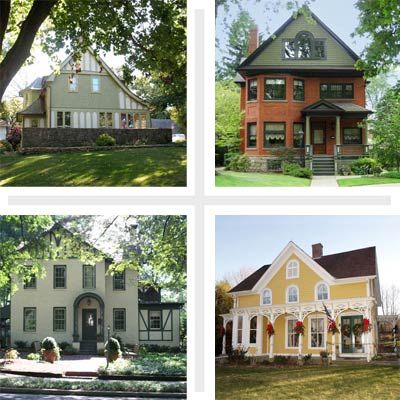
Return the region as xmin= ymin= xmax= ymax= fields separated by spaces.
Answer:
xmin=283 ymin=31 xmax=326 ymax=60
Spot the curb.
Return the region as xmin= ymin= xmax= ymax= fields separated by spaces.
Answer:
xmin=0 ymin=387 xmax=186 ymax=398
xmin=0 ymin=369 xmax=63 ymax=378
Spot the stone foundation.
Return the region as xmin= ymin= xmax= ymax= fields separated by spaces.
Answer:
xmin=248 ymin=156 xmax=305 ymax=173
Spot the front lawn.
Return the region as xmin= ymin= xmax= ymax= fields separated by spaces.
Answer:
xmin=98 ymin=352 xmax=186 ymax=377
xmin=337 ymin=176 xmax=400 ymax=187
xmin=0 ymin=146 xmax=186 ymax=186
xmin=216 ymin=365 xmax=400 ymax=400
xmin=215 ymin=170 xmax=311 ymax=187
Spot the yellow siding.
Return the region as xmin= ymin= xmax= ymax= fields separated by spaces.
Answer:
xmin=237 ymin=294 xmax=259 ymax=308
xmin=331 ymin=282 xmax=366 ymax=298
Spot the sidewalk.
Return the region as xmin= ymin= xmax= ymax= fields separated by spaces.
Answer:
xmin=310 ymin=175 xmax=338 ymax=187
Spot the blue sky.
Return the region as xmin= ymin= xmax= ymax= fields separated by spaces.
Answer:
xmin=216 ymin=0 xmax=369 ymax=63
xmin=215 ymin=215 xmax=400 ymax=288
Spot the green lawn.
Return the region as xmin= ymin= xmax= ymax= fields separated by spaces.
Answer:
xmin=337 ymin=177 xmax=400 ymax=187
xmin=215 ymin=170 xmax=311 ymax=187
xmin=0 ymin=147 xmax=186 ymax=186
xmin=216 ymin=365 xmax=400 ymax=400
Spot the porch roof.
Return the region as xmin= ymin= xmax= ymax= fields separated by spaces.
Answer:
xmin=301 ymin=99 xmax=372 ymax=118
xmin=18 ymin=98 xmax=45 ymax=116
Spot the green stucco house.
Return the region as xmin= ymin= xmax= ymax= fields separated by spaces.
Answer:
xmin=18 ymin=49 xmax=150 ymax=130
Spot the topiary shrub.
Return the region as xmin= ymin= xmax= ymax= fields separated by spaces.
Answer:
xmin=224 ymin=153 xmax=250 ymax=172
xmin=282 ymin=162 xmax=312 ymax=179
xmin=105 ymin=337 xmax=122 ymax=363
xmin=96 ymin=133 xmax=116 ymax=146
xmin=41 ymin=337 xmax=60 ymax=363
xmin=350 ymin=157 xmax=379 ymax=175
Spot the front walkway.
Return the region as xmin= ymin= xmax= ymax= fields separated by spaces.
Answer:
xmin=311 ymin=175 xmax=338 ymax=187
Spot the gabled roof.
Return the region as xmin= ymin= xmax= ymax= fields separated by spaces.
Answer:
xmin=19 ymin=76 xmax=48 ymax=95
xmin=18 ymin=97 xmax=45 ymax=116
xmin=230 ymin=244 xmax=377 ymax=293
xmin=239 ymin=9 xmax=359 ymax=70
xmin=301 ymin=99 xmax=372 ymax=116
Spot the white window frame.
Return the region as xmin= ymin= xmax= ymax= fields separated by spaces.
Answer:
xmin=261 ymin=288 xmax=272 ymax=305
xmin=285 ymin=316 xmax=299 ymax=349
xmin=286 ymin=259 xmax=299 ymax=279
xmin=237 ymin=315 xmax=243 ymax=344
xmin=91 ymin=76 xmax=101 ymax=93
xmin=149 ymin=310 xmax=162 ymax=330
xmin=249 ymin=316 xmax=257 ymax=344
xmin=315 ymin=282 xmax=330 ymax=301
xmin=308 ymin=315 xmax=326 ymax=350
xmin=286 ymin=285 xmax=299 ymax=304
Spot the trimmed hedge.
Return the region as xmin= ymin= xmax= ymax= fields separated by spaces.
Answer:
xmin=282 ymin=162 xmax=312 ymax=179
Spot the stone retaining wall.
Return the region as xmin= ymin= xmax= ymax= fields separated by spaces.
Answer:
xmin=22 ymin=128 xmax=172 ymax=148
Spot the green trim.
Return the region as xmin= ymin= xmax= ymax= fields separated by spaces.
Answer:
xmin=53 ymin=307 xmax=66 ymax=332
xmin=113 ymin=308 xmax=126 ymax=332
xmin=53 ymin=265 xmax=67 ymax=289
xmin=23 ymin=307 xmax=36 ymax=332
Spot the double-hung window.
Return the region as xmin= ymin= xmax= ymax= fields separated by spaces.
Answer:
xmin=113 ymin=308 xmax=126 ymax=331
xmin=247 ymin=123 xmax=257 ymax=148
xmin=91 ymin=76 xmax=100 ymax=93
xmin=248 ymin=79 xmax=257 ymax=101
xmin=24 ymin=307 xmax=36 ymax=332
xmin=113 ymin=271 xmax=126 ymax=290
xmin=293 ymin=79 xmax=305 ymax=101
xmin=68 ymin=75 xmax=78 ymax=91
xmin=264 ymin=78 xmax=286 ymax=100
xmin=343 ymin=127 xmax=362 ymax=145
xmin=57 ymin=111 xmax=71 ymax=127
xmin=149 ymin=310 xmax=161 ymax=330
xmin=287 ymin=318 xmax=299 ymax=347
xmin=83 ymin=265 xmax=96 ymax=289
xmin=54 ymin=265 xmax=66 ymax=289
xmin=53 ymin=307 xmax=66 ymax=332
xmin=237 ymin=315 xmax=243 ymax=344
xmin=310 ymin=317 xmax=325 ymax=348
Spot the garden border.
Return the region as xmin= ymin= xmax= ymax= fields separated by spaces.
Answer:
xmin=98 ymin=374 xmax=187 ymax=381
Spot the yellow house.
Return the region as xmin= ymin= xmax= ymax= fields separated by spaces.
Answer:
xmin=221 ymin=241 xmax=381 ymax=361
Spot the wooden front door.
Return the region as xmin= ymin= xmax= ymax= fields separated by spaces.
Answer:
xmin=82 ymin=309 xmax=97 ymax=340
xmin=312 ymin=122 xmax=326 ymax=154
xmin=341 ymin=315 xmax=364 ymax=353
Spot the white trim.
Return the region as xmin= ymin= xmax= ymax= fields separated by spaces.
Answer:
xmin=261 ymin=288 xmax=272 ymax=305
xmin=285 ymin=316 xmax=299 ymax=349
xmin=286 ymin=285 xmax=299 ymax=304
xmin=338 ymin=312 xmax=365 ymax=355
xmin=249 ymin=315 xmax=257 ymax=345
xmin=286 ymin=259 xmax=299 ymax=279
xmin=315 ymin=281 xmax=330 ymax=301
xmin=308 ymin=314 xmax=326 ymax=350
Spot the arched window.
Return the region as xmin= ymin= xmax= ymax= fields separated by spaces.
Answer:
xmin=249 ymin=316 xmax=257 ymax=344
xmin=262 ymin=288 xmax=272 ymax=305
xmin=283 ymin=31 xmax=326 ymax=60
xmin=287 ymin=285 xmax=299 ymax=303
xmin=286 ymin=260 xmax=299 ymax=279
xmin=316 ymin=282 xmax=329 ymax=300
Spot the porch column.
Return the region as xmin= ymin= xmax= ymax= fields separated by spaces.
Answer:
xmin=242 ymin=314 xmax=250 ymax=348
xmin=305 ymin=116 xmax=311 ymax=146
xmin=269 ymin=333 xmax=274 ymax=359
xmin=331 ymin=331 xmax=336 ymax=361
xmin=298 ymin=333 xmax=303 ymax=359
xmin=232 ymin=315 xmax=238 ymax=349
xmin=222 ymin=319 xmax=227 ymax=355
xmin=335 ymin=115 xmax=341 ymax=145
xmin=256 ymin=314 xmax=263 ymax=355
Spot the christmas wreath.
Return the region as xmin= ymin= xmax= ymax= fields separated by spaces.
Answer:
xmin=352 ymin=323 xmax=363 ymax=336
xmin=327 ymin=319 xmax=339 ymax=334
xmin=293 ymin=320 xmax=305 ymax=335
xmin=267 ymin=322 xmax=275 ymax=337
xmin=341 ymin=324 xmax=351 ymax=337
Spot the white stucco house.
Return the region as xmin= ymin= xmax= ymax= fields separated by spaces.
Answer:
xmin=9 ymin=223 xmax=183 ymax=353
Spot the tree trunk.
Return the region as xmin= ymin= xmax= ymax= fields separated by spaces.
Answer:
xmin=0 ymin=0 xmax=58 ymax=101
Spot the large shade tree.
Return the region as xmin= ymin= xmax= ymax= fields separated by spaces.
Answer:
xmin=0 ymin=0 xmax=186 ymax=125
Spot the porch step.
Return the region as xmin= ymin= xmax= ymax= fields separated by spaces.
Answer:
xmin=79 ymin=340 xmax=97 ymax=355
xmin=312 ymin=156 xmax=335 ymax=176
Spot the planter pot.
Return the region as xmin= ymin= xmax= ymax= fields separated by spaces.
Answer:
xmin=42 ymin=350 xmax=57 ymax=364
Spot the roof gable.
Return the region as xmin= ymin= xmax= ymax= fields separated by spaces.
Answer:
xmin=240 ymin=12 xmax=358 ymax=69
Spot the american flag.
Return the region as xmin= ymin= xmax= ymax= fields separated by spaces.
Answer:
xmin=323 ymin=303 xmax=336 ymax=327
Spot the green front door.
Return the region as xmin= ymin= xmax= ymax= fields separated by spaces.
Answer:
xmin=82 ymin=309 xmax=97 ymax=340
xmin=341 ymin=315 xmax=364 ymax=353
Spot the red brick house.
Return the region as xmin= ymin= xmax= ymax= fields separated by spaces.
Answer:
xmin=235 ymin=10 xmax=372 ymax=175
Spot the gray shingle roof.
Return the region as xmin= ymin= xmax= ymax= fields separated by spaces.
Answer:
xmin=18 ymin=98 xmax=45 ymax=115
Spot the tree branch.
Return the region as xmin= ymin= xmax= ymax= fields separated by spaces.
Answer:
xmin=0 ymin=0 xmax=11 ymax=55
xmin=0 ymin=0 xmax=58 ymax=101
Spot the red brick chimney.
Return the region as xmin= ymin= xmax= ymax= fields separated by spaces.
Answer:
xmin=248 ymin=26 xmax=259 ymax=55
xmin=312 ymin=243 xmax=323 ymax=259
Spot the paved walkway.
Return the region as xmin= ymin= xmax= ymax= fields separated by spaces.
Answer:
xmin=311 ymin=175 xmax=338 ymax=187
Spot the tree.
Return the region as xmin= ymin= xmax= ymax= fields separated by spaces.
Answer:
xmin=215 ymin=79 xmax=243 ymax=164
xmin=224 ymin=266 xmax=257 ymax=287
xmin=371 ymin=86 xmax=400 ymax=171
xmin=354 ymin=0 xmax=400 ymax=77
xmin=216 ymin=11 xmax=256 ymax=80
xmin=215 ymin=280 xmax=233 ymax=355
xmin=0 ymin=97 xmax=23 ymax=124
xmin=381 ymin=285 xmax=400 ymax=317
xmin=366 ymin=71 xmax=396 ymax=111
xmin=0 ymin=0 xmax=186 ymax=126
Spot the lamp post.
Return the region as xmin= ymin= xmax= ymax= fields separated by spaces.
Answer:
xmin=106 ymin=324 xmax=111 ymax=369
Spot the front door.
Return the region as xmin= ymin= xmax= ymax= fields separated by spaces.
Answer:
xmin=312 ymin=122 xmax=326 ymax=154
xmin=82 ymin=309 xmax=97 ymax=340
xmin=341 ymin=315 xmax=364 ymax=353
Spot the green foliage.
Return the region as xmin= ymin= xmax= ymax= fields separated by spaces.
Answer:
xmin=99 ymin=353 xmax=186 ymax=376
xmin=0 ymin=140 xmax=13 ymax=153
xmin=224 ymin=153 xmax=250 ymax=172
xmin=350 ymin=157 xmax=379 ymax=175
xmin=106 ymin=337 xmax=121 ymax=353
xmin=354 ymin=0 xmax=400 ymax=77
xmin=366 ymin=71 xmax=396 ymax=110
xmin=215 ymin=80 xmax=243 ymax=158
xmin=273 ymin=355 xmax=290 ymax=365
xmin=382 ymin=171 xmax=400 ymax=179
xmin=4 ymin=349 xmax=19 ymax=360
xmin=140 ymin=345 xmax=183 ymax=354
xmin=26 ymin=353 xmax=41 ymax=361
xmin=96 ymin=134 xmax=116 ymax=147
xmin=282 ymin=162 xmax=312 ymax=179
xmin=227 ymin=346 xmax=248 ymax=364
xmin=371 ymin=88 xmax=400 ymax=171
xmin=0 ymin=98 xmax=23 ymax=124
xmin=41 ymin=337 xmax=58 ymax=351
xmin=216 ymin=10 xmax=256 ymax=80
xmin=14 ymin=340 xmax=28 ymax=350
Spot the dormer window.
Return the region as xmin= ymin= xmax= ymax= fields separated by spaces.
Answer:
xmin=286 ymin=259 xmax=299 ymax=279
xmin=283 ymin=31 xmax=326 ymax=60
xmin=262 ymin=288 xmax=272 ymax=305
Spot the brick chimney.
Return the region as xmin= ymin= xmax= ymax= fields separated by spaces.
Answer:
xmin=312 ymin=243 xmax=323 ymax=259
xmin=248 ymin=26 xmax=259 ymax=55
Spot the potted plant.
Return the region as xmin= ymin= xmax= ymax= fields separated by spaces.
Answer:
xmin=320 ymin=351 xmax=329 ymax=366
xmin=104 ymin=337 xmax=121 ymax=363
xmin=41 ymin=337 xmax=60 ymax=363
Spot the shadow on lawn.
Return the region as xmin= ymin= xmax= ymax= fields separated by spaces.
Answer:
xmin=0 ymin=148 xmax=187 ymax=187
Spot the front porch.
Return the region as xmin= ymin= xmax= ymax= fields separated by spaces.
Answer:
xmin=302 ymin=100 xmax=372 ymax=175
xmin=221 ymin=298 xmax=377 ymax=362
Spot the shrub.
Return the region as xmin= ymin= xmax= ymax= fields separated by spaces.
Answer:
xmin=302 ymin=354 xmax=312 ymax=364
xmin=63 ymin=345 xmax=78 ymax=355
xmin=0 ymin=139 xmax=13 ymax=153
xmin=105 ymin=337 xmax=122 ymax=363
xmin=14 ymin=340 xmax=28 ymax=350
xmin=5 ymin=349 xmax=19 ymax=360
xmin=350 ymin=157 xmax=379 ymax=175
xmin=271 ymin=147 xmax=298 ymax=164
xmin=320 ymin=351 xmax=329 ymax=358
xmin=227 ymin=345 xmax=247 ymax=364
xmin=96 ymin=133 xmax=116 ymax=146
xmin=273 ymin=355 xmax=289 ymax=365
xmin=140 ymin=344 xmax=182 ymax=354
xmin=27 ymin=353 xmax=41 ymax=361
xmin=224 ymin=153 xmax=250 ymax=172
xmin=41 ymin=337 xmax=57 ymax=351
xmin=6 ymin=126 xmax=21 ymax=150
xmin=339 ymin=165 xmax=351 ymax=176
xmin=59 ymin=342 xmax=70 ymax=351
xmin=282 ymin=162 xmax=312 ymax=179
xmin=382 ymin=171 xmax=400 ymax=179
